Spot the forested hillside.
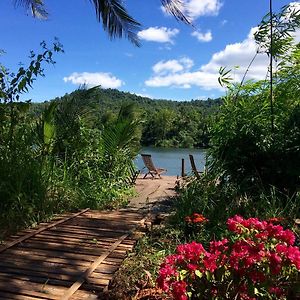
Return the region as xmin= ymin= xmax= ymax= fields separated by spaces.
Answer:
xmin=37 ymin=88 xmax=222 ymax=148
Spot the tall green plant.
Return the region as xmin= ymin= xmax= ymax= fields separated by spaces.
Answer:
xmin=210 ymin=47 xmax=300 ymax=195
xmin=0 ymin=41 xmax=64 ymax=234
xmin=254 ymin=2 xmax=300 ymax=132
xmin=212 ymin=3 xmax=300 ymax=195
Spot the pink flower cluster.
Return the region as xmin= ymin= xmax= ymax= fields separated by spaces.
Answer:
xmin=157 ymin=215 xmax=300 ymax=300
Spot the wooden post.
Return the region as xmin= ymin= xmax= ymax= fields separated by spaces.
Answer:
xmin=181 ymin=158 xmax=185 ymax=177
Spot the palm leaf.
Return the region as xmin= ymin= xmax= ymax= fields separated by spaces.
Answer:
xmin=161 ymin=0 xmax=191 ymax=24
xmin=90 ymin=0 xmax=141 ymax=46
xmin=14 ymin=0 xmax=48 ymax=19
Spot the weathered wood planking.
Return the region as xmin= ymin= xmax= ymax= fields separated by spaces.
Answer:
xmin=0 ymin=209 xmax=146 ymax=299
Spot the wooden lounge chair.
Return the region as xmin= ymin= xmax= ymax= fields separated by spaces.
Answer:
xmin=141 ymin=154 xmax=167 ymax=179
xmin=189 ymin=154 xmax=203 ymax=179
xmin=124 ymin=163 xmax=140 ymax=186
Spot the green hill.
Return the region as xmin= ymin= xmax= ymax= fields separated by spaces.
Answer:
xmin=37 ymin=87 xmax=222 ymax=148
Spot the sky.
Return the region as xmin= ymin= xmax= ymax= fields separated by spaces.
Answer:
xmin=0 ymin=0 xmax=299 ymax=102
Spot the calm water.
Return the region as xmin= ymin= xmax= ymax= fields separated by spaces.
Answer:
xmin=135 ymin=147 xmax=207 ymax=176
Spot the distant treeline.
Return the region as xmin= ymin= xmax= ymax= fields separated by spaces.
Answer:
xmin=33 ymin=88 xmax=222 ymax=148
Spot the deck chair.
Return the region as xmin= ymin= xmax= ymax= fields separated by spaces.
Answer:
xmin=189 ymin=154 xmax=203 ymax=179
xmin=124 ymin=163 xmax=140 ymax=186
xmin=141 ymin=154 xmax=167 ymax=179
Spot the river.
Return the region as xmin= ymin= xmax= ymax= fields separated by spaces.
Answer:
xmin=134 ymin=147 xmax=207 ymax=177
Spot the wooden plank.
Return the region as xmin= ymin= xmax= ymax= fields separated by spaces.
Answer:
xmin=0 ymin=209 xmax=90 ymax=253
xmin=0 ymin=278 xmax=66 ymax=300
xmin=1 ymin=249 xmax=123 ymax=266
xmin=28 ymin=235 xmax=135 ymax=250
xmin=0 ymin=272 xmax=104 ymax=291
xmin=10 ymin=230 xmax=136 ymax=245
xmin=61 ymin=233 xmax=129 ymax=300
xmin=0 ymin=283 xmax=61 ymax=300
xmin=66 ymin=216 xmax=143 ymax=225
xmin=0 ymin=266 xmax=110 ymax=286
xmin=0 ymin=291 xmax=42 ymax=300
xmin=0 ymin=259 xmax=116 ymax=280
xmin=0 ymin=210 xmax=146 ymax=299
xmin=0 ymin=254 xmax=119 ymax=273
xmin=16 ymin=240 xmax=128 ymax=258
xmin=58 ymin=224 xmax=131 ymax=234
xmin=4 ymin=247 xmax=124 ymax=263
xmin=48 ymin=226 xmax=127 ymax=238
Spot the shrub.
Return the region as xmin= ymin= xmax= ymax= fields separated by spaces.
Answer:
xmin=157 ymin=216 xmax=300 ymax=300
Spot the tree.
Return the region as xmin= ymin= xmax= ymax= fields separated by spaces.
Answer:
xmin=13 ymin=0 xmax=190 ymax=46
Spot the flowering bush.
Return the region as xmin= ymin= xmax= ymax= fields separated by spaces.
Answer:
xmin=157 ymin=215 xmax=300 ymax=299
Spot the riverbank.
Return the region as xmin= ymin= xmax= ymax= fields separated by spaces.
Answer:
xmin=129 ymin=175 xmax=177 ymax=210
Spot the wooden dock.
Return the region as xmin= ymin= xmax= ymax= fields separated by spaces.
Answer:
xmin=0 ymin=209 xmax=146 ymax=299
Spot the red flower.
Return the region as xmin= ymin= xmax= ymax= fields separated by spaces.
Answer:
xmin=171 ymin=280 xmax=188 ymax=300
xmin=157 ymin=215 xmax=300 ymax=299
xmin=269 ymin=286 xmax=284 ymax=297
xmin=185 ymin=213 xmax=208 ymax=224
xmin=268 ymin=217 xmax=285 ymax=223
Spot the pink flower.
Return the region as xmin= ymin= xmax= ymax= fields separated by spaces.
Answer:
xmin=171 ymin=280 xmax=188 ymax=300
xmin=157 ymin=215 xmax=300 ymax=299
xmin=176 ymin=241 xmax=206 ymax=262
xmin=279 ymin=229 xmax=296 ymax=245
xmin=249 ymin=270 xmax=266 ymax=283
xmin=203 ymin=253 xmax=218 ymax=272
xmin=269 ymin=286 xmax=284 ymax=297
xmin=227 ymin=215 xmax=245 ymax=233
xmin=269 ymin=253 xmax=282 ymax=275
xmin=209 ymin=238 xmax=229 ymax=253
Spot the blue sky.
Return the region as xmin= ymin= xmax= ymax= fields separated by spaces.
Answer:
xmin=0 ymin=0 xmax=299 ymax=102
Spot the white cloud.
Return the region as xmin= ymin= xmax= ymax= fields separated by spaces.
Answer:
xmin=145 ymin=28 xmax=268 ymax=90
xmin=153 ymin=60 xmax=183 ymax=74
xmin=185 ymin=0 xmax=222 ymax=19
xmin=153 ymin=57 xmax=194 ymax=74
xmin=63 ymin=72 xmax=123 ymax=89
xmin=200 ymin=27 xmax=269 ymax=82
xmin=137 ymin=27 xmax=179 ymax=44
xmin=161 ymin=0 xmax=222 ymax=20
xmin=152 ymin=1 xmax=300 ymax=91
xmin=191 ymin=30 xmax=213 ymax=42
xmin=145 ymin=71 xmax=220 ymax=90
xmin=134 ymin=93 xmax=152 ymax=98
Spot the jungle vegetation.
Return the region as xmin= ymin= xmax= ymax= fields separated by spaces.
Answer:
xmin=0 ymin=42 xmax=143 ymax=236
xmin=39 ymin=88 xmax=221 ymax=149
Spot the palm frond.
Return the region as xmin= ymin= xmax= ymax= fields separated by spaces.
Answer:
xmin=161 ymin=0 xmax=191 ymax=24
xmin=90 ymin=0 xmax=141 ymax=46
xmin=14 ymin=0 xmax=48 ymax=19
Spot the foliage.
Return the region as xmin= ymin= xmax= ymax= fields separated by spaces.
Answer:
xmin=254 ymin=3 xmax=300 ymax=60
xmin=42 ymin=88 xmax=221 ymax=149
xmin=157 ymin=216 xmax=300 ymax=300
xmin=0 ymin=46 xmax=142 ymax=236
xmin=209 ymin=44 xmax=300 ymax=196
xmin=171 ymin=175 xmax=299 ymax=244
xmin=0 ymin=41 xmax=66 ymax=234
xmin=106 ymin=225 xmax=186 ymax=299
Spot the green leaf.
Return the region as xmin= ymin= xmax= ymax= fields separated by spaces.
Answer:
xmin=195 ymin=270 xmax=203 ymax=278
xmin=205 ymin=270 xmax=212 ymax=281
